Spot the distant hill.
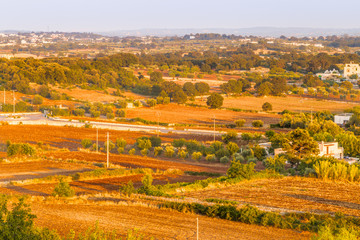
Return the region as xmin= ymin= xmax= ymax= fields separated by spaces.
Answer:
xmin=99 ymin=27 xmax=360 ymax=37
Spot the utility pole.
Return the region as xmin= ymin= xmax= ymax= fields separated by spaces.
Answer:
xmin=3 ymin=88 xmax=5 ymax=105
xmin=12 ymin=90 xmax=15 ymax=114
xmin=156 ymin=111 xmax=161 ymax=138
xmin=96 ymin=127 xmax=99 ymax=153
xmin=106 ymin=132 xmax=109 ymax=168
xmin=197 ymin=218 xmax=199 ymax=240
xmin=213 ymin=115 xmax=216 ymax=142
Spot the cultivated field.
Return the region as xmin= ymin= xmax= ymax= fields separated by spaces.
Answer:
xmin=30 ymin=201 xmax=310 ymax=239
xmin=195 ymin=95 xmax=358 ymax=113
xmin=126 ymin=103 xmax=281 ymax=126
xmin=181 ymin=177 xmax=360 ymax=217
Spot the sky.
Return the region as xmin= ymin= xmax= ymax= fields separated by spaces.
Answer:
xmin=0 ymin=0 xmax=359 ymax=32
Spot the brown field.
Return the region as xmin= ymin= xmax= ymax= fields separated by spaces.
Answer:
xmin=126 ymin=103 xmax=280 ymax=125
xmin=181 ymin=177 xmax=360 ymax=217
xmin=30 ymin=201 xmax=310 ymax=239
xmin=195 ymin=95 xmax=357 ymax=113
xmin=45 ymin=151 xmax=212 ymax=172
xmin=0 ymin=125 xmax=212 ymax=151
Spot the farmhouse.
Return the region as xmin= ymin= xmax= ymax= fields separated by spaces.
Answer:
xmin=316 ymin=69 xmax=341 ymax=81
xmin=318 ymin=141 xmax=344 ymax=159
xmin=344 ymin=62 xmax=360 ymax=79
xmin=334 ymin=113 xmax=353 ymax=125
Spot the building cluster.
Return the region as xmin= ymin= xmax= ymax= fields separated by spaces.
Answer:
xmin=317 ymin=62 xmax=360 ymax=82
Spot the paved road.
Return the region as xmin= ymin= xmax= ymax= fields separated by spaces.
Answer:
xmin=0 ymin=112 xmax=226 ymax=137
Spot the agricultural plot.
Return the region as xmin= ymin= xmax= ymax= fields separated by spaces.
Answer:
xmin=30 ymin=201 xmax=310 ymax=239
xmin=194 ymin=95 xmax=358 ymax=113
xmin=126 ymin=103 xmax=280 ymax=126
xmin=181 ymin=177 xmax=360 ymax=217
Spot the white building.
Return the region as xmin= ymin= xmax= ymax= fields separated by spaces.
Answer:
xmin=318 ymin=142 xmax=344 ymax=159
xmin=316 ymin=69 xmax=341 ymax=81
xmin=344 ymin=62 xmax=360 ymax=79
xmin=334 ymin=113 xmax=353 ymax=125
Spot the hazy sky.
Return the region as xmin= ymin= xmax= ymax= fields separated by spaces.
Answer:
xmin=0 ymin=0 xmax=359 ymax=32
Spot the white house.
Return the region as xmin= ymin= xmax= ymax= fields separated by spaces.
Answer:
xmin=334 ymin=113 xmax=353 ymax=125
xmin=318 ymin=142 xmax=344 ymax=159
xmin=316 ymin=69 xmax=341 ymax=81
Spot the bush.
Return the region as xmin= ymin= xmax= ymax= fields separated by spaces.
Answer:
xmin=177 ymin=150 xmax=187 ymax=159
xmin=222 ymin=131 xmax=238 ymax=144
xmin=104 ymin=140 xmax=115 ymax=152
xmin=241 ymin=133 xmax=253 ymax=142
xmin=115 ymin=109 xmax=126 ymax=117
xmin=7 ymin=143 xmax=36 ymax=157
xmin=141 ymin=149 xmax=149 ymax=156
xmin=116 ymin=138 xmax=127 ymax=148
xmin=227 ymin=142 xmax=239 ymax=155
xmin=52 ymin=178 xmax=75 ymax=197
xmin=129 ymin=148 xmax=136 ymax=155
xmin=265 ymin=155 xmax=287 ymax=173
xmin=90 ymin=110 xmax=101 ymax=118
xmin=234 ymin=119 xmax=246 ymax=127
xmin=164 ymin=146 xmax=175 ymax=157
xmin=81 ymin=139 xmax=92 ymax=149
xmin=205 ymin=154 xmax=216 ymax=162
xmin=252 ymin=120 xmax=264 ymax=128
xmin=117 ymin=147 xmax=124 ymax=154
xmin=207 ymin=93 xmax=224 ymax=108
xmin=136 ymin=138 xmax=151 ymax=150
xmin=119 ymin=181 xmax=136 ymax=197
xmin=149 ymin=136 xmax=161 ymax=147
xmin=262 ymin=102 xmax=272 ymax=112
xmin=154 ymin=146 xmax=163 ymax=157
xmin=220 ymin=156 xmax=230 ymax=164
xmin=172 ymin=138 xmax=186 ymax=148
xmin=227 ymin=161 xmax=256 ymax=179
xmin=73 ymin=109 xmax=85 ymax=116
xmin=192 ymin=152 xmax=202 ymax=161
xmin=33 ymin=95 xmax=43 ymax=105
xmin=106 ymin=113 xmax=115 ymax=119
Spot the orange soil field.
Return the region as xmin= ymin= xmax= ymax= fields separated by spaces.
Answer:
xmin=195 ymin=96 xmax=358 ymax=113
xmin=182 ymin=177 xmax=360 ymax=217
xmin=6 ymin=174 xmax=207 ymax=196
xmin=46 ymin=151 xmax=211 ymax=172
xmin=30 ymin=202 xmax=310 ymax=239
xmin=126 ymin=103 xmax=280 ymax=125
xmin=52 ymin=87 xmax=122 ymax=102
xmin=0 ymin=160 xmax=95 ymax=177
xmin=0 ymin=125 xmax=211 ymax=151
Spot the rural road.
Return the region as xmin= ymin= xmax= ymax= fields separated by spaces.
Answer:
xmin=0 ymin=112 xmax=227 ymax=137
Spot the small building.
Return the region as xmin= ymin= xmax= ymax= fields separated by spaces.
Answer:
xmin=344 ymin=62 xmax=360 ymax=79
xmin=334 ymin=113 xmax=353 ymax=125
xmin=316 ymin=69 xmax=341 ymax=81
xmin=318 ymin=142 xmax=344 ymax=159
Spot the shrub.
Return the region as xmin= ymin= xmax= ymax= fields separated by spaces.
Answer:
xmin=106 ymin=113 xmax=115 ymax=119
xmin=120 ymin=181 xmax=136 ymax=197
xmin=73 ymin=109 xmax=85 ymax=116
xmin=241 ymin=133 xmax=253 ymax=142
xmin=220 ymin=156 xmax=230 ymax=164
xmin=234 ymin=119 xmax=246 ymax=127
xmin=253 ymin=145 xmax=267 ymax=161
xmin=227 ymin=161 xmax=256 ymax=179
xmin=252 ymin=120 xmax=264 ymax=128
xmin=178 ymin=150 xmax=187 ymax=159
xmin=222 ymin=131 xmax=238 ymax=144
xmin=149 ymin=136 xmax=161 ymax=147
xmin=90 ymin=110 xmax=100 ymax=118
xmin=52 ymin=178 xmax=75 ymax=197
xmin=7 ymin=143 xmax=36 ymax=157
xmin=81 ymin=139 xmax=92 ymax=149
xmin=192 ymin=152 xmax=202 ymax=161
xmin=128 ymin=148 xmax=136 ymax=155
xmin=172 ymin=138 xmax=186 ymax=148
xmin=116 ymin=138 xmax=127 ymax=148
xmin=33 ymin=95 xmax=43 ymax=105
xmin=241 ymin=148 xmax=254 ymax=159
xmin=140 ymin=149 xmax=149 ymax=156
xmin=117 ymin=147 xmax=124 ymax=154
xmin=227 ymin=142 xmax=239 ymax=155
xmin=115 ymin=109 xmax=126 ymax=118
xmin=164 ymin=146 xmax=175 ymax=157
xmin=205 ymin=154 xmax=216 ymax=162
xmin=136 ymin=138 xmax=151 ymax=150
xmin=104 ymin=140 xmax=115 ymax=152
xmin=265 ymin=155 xmax=287 ymax=173
xmin=262 ymin=102 xmax=272 ymax=112
xmin=154 ymin=146 xmax=163 ymax=157
xmin=146 ymin=99 xmax=157 ymax=107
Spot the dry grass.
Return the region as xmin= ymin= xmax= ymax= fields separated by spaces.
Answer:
xmin=181 ymin=177 xmax=360 ymax=216
xmin=195 ymin=95 xmax=357 ymax=113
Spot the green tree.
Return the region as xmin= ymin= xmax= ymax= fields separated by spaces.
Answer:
xmin=342 ymin=81 xmax=353 ymax=90
xmin=33 ymin=95 xmax=43 ymax=105
xmin=257 ymin=82 xmax=273 ymax=96
xmin=206 ymin=93 xmax=224 ymax=109
xmin=262 ymin=102 xmax=272 ymax=112
xmin=172 ymin=90 xmax=187 ymax=104
xmin=227 ymin=142 xmax=240 ymax=155
xmin=149 ymin=71 xmax=163 ymax=84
